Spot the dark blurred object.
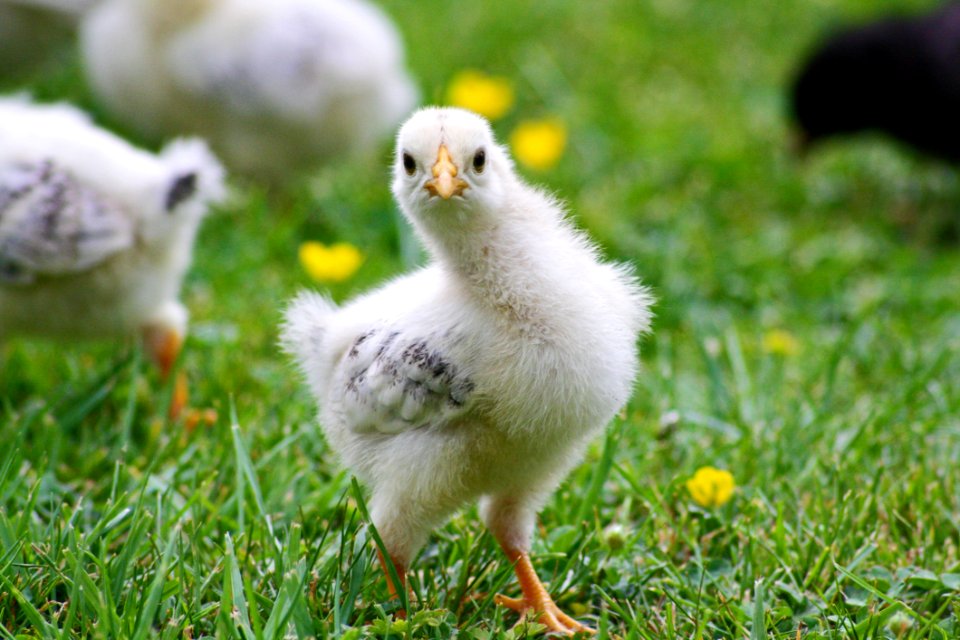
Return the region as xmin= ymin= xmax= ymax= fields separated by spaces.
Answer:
xmin=790 ymin=3 xmax=960 ymax=162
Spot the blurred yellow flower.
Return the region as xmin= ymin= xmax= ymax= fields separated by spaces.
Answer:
xmin=686 ymin=466 xmax=735 ymax=508
xmin=762 ymin=329 xmax=800 ymax=357
xmin=299 ymin=241 xmax=363 ymax=283
xmin=510 ymin=119 xmax=567 ymax=171
xmin=445 ymin=70 xmax=514 ymax=120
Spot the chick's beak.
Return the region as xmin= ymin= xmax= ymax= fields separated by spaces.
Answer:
xmin=425 ymin=144 xmax=468 ymax=199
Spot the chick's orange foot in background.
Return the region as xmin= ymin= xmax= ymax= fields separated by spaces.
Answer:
xmin=168 ymin=370 xmax=189 ymax=420
xmin=496 ymin=551 xmax=594 ymax=636
xmin=141 ymin=325 xmax=216 ymax=424
xmin=182 ymin=406 xmax=218 ymax=432
xmin=166 ymin=372 xmax=219 ymax=428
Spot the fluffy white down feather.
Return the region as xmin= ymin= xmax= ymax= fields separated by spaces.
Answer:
xmin=0 ymin=96 xmax=225 ymax=346
xmin=283 ymin=108 xmax=652 ymax=571
xmin=80 ymin=0 xmax=418 ymax=181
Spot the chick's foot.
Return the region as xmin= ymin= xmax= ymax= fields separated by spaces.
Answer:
xmin=495 ymin=551 xmax=594 ymax=636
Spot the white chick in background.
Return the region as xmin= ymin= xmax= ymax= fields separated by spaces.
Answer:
xmin=283 ymin=107 xmax=652 ymax=634
xmin=80 ymin=0 xmax=418 ymax=183
xmin=0 ymin=0 xmax=96 ymax=77
xmin=0 ymin=96 xmax=225 ymax=416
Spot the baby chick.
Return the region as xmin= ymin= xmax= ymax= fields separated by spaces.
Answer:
xmin=0 ymin=96 xmax=225 ymax=415
xmin=80 ymin=0 xmax=417 ymax=182
xmin=283 ymin=107 xmax=652 ymax=634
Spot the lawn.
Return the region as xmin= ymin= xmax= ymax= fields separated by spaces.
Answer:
xmin=2 ymin=0 xmax=960 ymax=637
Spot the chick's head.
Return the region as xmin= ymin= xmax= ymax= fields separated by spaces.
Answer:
xmin=392 ymin=107 xmax=512 ymax=228
xmin=138 ymin=138 xmax=225 ymax=243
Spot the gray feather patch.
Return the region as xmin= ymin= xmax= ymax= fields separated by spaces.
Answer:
xmin=0 ymin=160 xmax=133 ymax=285
xmin=341 ymin=329 xmax=475 ymax=433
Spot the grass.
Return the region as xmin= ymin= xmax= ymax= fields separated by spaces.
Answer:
xmin=2 ymin=0 xmax=960 ymax=637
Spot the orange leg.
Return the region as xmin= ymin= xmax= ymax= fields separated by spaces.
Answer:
xmin=141 ymin=326 xmax=188 ymax=419
xmin=376 ymin=548 xmax=408 ymax=619
xmin=494 ymin=547 xmax=594 ymax=636
xmin=168 ymin=372 xmax=189 ymax=421
xmin=142 ymin=325 xmax=182 ymax=379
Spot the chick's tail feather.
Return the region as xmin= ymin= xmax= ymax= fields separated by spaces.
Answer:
xmin=281 ymin=291 xmax=338 ymax=368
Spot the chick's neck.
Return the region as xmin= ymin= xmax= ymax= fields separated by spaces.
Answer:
xmin=425 ymin=202 xmax=571 ymax=335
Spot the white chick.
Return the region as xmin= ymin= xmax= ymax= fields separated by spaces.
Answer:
xmin=0 ymin=0 xmax=95 ymax=76
xmin=80 ymin=0 xmax=417 ymax=182
xmin=0 ymin=96 xmax=225 ymax=415
xmin=283 ymin=107 xmax=652 ymax=634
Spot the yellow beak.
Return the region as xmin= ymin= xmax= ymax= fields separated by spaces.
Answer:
xmin=425 ymin=144 xmax=468 ymax=199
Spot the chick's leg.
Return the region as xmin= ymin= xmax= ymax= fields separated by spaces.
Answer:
xmin=482 ymin=495 xmax=594 ymax=636
xmin=376 ymin=548 xmax=408 ymax=618
xmin=369 ymin=493 xmax=435 ymax=618
xmin=142 ymin=302 xmax=190 ymax=419
xmin=142 ymin=323 xmax=188 ymax=418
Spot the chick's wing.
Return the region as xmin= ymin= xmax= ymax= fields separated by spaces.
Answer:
xmin=0 ymin=161 xmax=133 ymax=285
xmin=336 ymin=327 xmax=476 ymax=435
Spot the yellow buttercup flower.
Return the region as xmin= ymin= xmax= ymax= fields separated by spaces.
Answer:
xmin=445 ymin=70 xmax=514 ymax=120
xmin=686 ymin=466 xmax=735 ymax=508
xmin=762 ymin=329 xmax=800 ymax=357
xmin=510 ymin=118 xmax=567 ymax=171
xmin=299 ymin=241 xmax=363 ymax=283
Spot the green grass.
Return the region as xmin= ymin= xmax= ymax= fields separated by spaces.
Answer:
xmin=2 ymin=0 xmax=960 ymax=637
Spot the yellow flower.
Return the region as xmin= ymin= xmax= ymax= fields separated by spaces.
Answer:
xmin=445 ymin=70 xmax=514 ymax=120
xmin=510 ymin=118 xmax=567 ymax=171
xmin=686 ymin=466 xmax=735 ymax=508
xmin=298 ymin=241 xmax=363 ymax=283
xmin=762 ymin=329 xmax=800 ymax=357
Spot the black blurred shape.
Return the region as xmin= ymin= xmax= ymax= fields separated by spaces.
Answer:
xmin=790 ymin=3 xmax=960 ymax=161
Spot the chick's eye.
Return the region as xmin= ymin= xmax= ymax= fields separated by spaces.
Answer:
xmin=402 ymin=152 xmax=416 ymax=175
xmin=472 ymin=149 xmax=486 ymax=173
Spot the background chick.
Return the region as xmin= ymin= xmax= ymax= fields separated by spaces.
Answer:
xmin=790 ymin=3 xmax=960 ymax=162
xmin=283 ymin=107 xmax=652 ymax=634
xmin=80 ymin=0 xmax=418 ymax=183
xmin=0 ymin=96 xmax=225 ymax=415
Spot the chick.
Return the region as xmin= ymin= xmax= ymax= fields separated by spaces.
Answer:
xmin=283 ymin=107 xmax=652 ymax=634
xmin=0 ymin=96 xmax=225 ymax=415
xmin=80 ymin=0 xmax=417 ymax=182
xmin=790 ymin=3 xmax=960 ymax=161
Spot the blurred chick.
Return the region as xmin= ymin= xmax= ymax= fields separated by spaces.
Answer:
xmin=80 ymin=0 xmax=418 ymax=182
xmin=0 ymin=96 xmax=225 ymax=415
xmin=283 ymin=107 xmax=652 ymax=634
xmin=0 ymin=0 xmax=95 ymax=77
xmin=790 ymin=3 xmax=960 ymax=161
